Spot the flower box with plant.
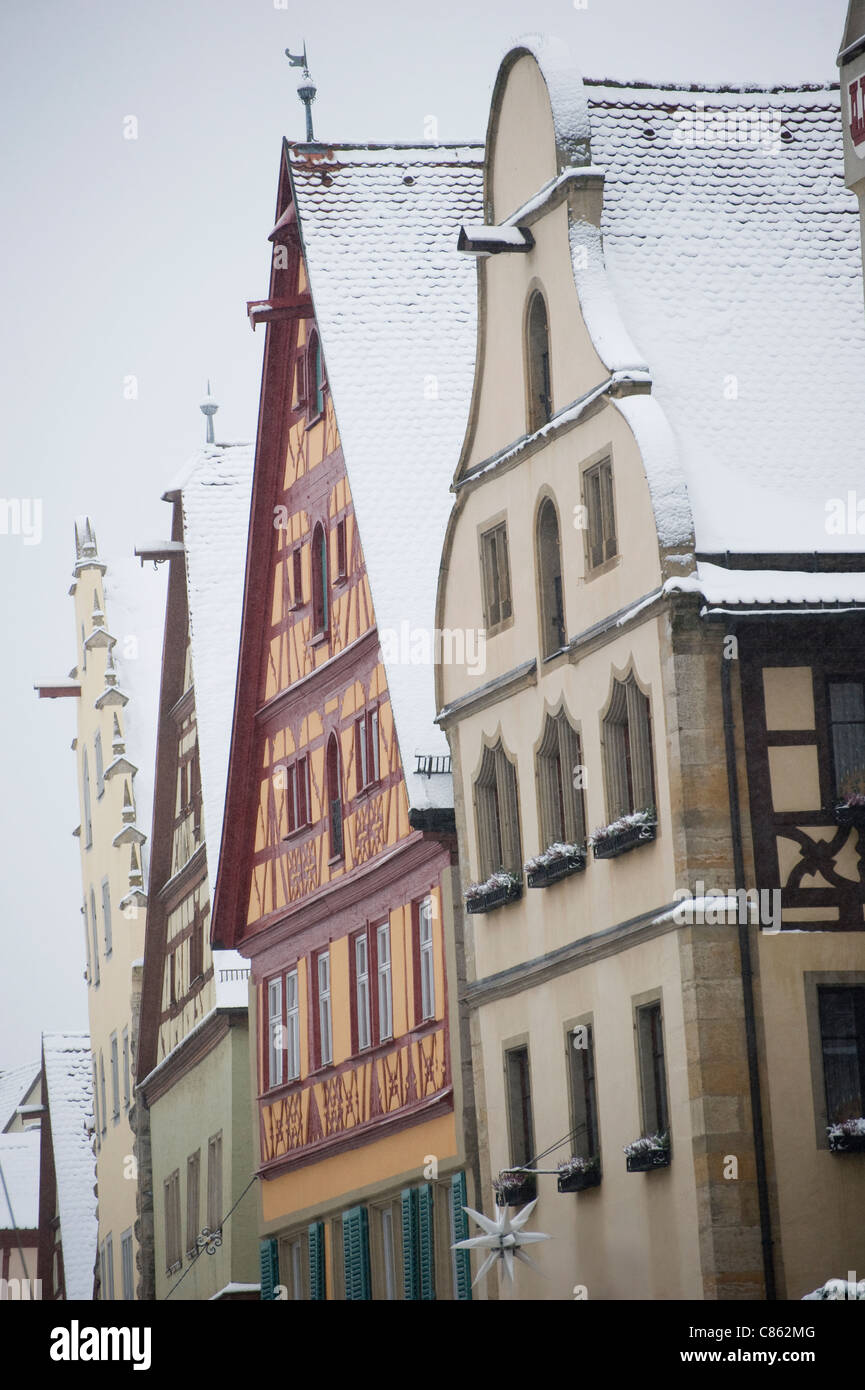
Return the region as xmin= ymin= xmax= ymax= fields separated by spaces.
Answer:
xmin=827 ymin=1117 xmax=865 ymax=1154
xmin=493 ymin=1169 xmax=537 ymax=1207
xmin=834 ymin=792 xmax=865 ymax=829
xmin=556 ymin=1154 xmax=601 ymax=1193
xmin=525 ymin=841 xmax=587 ymax=888
xmin=464 ymin=870 xmax=522 ymax=914
xmin=624 ymin=1131 xmax=670 ymax=1172
xmin=589 ymin=808 xmax=657 ymax=861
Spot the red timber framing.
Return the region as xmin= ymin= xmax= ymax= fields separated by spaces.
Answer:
xmin=211 ymin=141 xmax=459 ymax=1180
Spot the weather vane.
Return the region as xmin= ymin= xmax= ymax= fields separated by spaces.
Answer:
xmin=285 ymin=42 xmax=317 ymax=142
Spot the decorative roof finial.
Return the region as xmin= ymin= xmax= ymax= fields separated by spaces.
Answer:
xmin=286 ymin=42 xmax=317 ymax=142
xmin=200 ymin=380 xmax=218 ymax=444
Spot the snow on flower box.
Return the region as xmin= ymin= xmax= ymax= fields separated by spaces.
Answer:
xmin=464 ymin=871 xmax=522 ymax=914
xmin=827 ymin=1117 xmax=865 ymax=1153
xmin=834 ymin=796 xmax=865 ymax=829
xmin=624 ymin=1132 xmax=670 ymax=1172
xmin=525 ymin=842 xmax=586 ymax=888
xmin=493 ymin=1171 xmax=537 ymax=1207
xmin=556 ymin=1155 xmax=601 ymax=1193
xmin=589 ymin=809 xmax=657 ymax=861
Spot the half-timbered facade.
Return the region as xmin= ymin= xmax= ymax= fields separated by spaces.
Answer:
xmin=135 ymin=441 xmax=259 ymax=1301
xmin=437 ymin=36 xmax=865 ymax=1300
xmin=212 ymin=139 xmax=483 ymax=1299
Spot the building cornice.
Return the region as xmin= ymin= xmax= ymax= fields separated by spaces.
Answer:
xmin=138 ymin=1007 xmax=246 ymax=1106
xmin=254 ymin=627 xmax=380 ymax=727
xmin=463 ymin=899 xmax=683 ymax=1008
xmin=436 ymin=658 xmax=537 ymax=729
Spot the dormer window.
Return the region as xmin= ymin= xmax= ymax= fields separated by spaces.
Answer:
xmin=526 ymin=290 xmax=552 ymax=433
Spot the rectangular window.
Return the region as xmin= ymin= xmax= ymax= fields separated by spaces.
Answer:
xmin=381 ymin=1205 xmax=397 ymax=1301
xmin=92 ymin=1061 xmax=100 ymax=1148
xmin=584 ymin=458 xmax=617 ymax=569
xmin=480 ymin=521 xmax=513 ymax=631
xmin=290 ymin=1237 xmax=304 ymax=1300
xmin=568 ymin=1022 xmax=599 ymax=1159
xmin=103 ymin=1233 xmax=115 ymax=1300
xmin=317 ymin=952 xmax=332 ymax=1067
xmin=122 ymin=1027 xmax=130 ymax=1109
xmin=101 ymin=879 xmax=112 ymax=957
xmin=285 ymin=756 xmax=311 ymax=835
xmin=90 ymin=890 xmax=100 ymax=986
xmin=292 ymin=546 xmax=303 ymax=608
xmin=83 ymin=750 xmax=93 ymax=848
xmin=186 ymin=1151 xmax=201 ymax=1259
xmin=286 ymin=970 xmax=300 ymax=1080
xmin=355 ymin=933 xmax=371 ymax=1051
xmin=268 ymin=976 xmax=284 ymax=1088
xmin=505 ymin=1047 xmax=536 ymax=1190
xmin=99 ymin=1054 xmax=107 ymax=1136
xmin=354 ymin=710 xmax=380 ymax=793
xmin=95 ymin=730 xmax=105 ymax=798
xmin=189 ymin=908 xmax=203 ymax=984
xmin=828 ymin=680 xmax=865 ymax=801
xmin=604 ymin=675 xmax=655 ymax=821
xmin=376 ymin=924 xmax=393 ymax=1042
xmin=206 ymin=1132 xmax=223 ymax=1235
xmin=120 ymin=1230 xmax=134 ymax=1301
xmin=164 ymin=1171 xmax=182 ymax=1273
xmin=336 ymin=517 xmax=347 ymax=580
xmin=418 ymin=898 xmax=435 ymax=1022
xmin=636 ymin=1001 xmax=669 ymax=1135
xmin=110 ymin=1033 xmax=120 ymax=1119
xmin=818 ymin=985 xmax=865 ymax=1123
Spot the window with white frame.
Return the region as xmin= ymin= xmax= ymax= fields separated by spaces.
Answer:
xmin=283 ymin=755 xmax=311 ymax=836
xmin=355 ymin=933 xmax=371 ymax=1051
xmin=318 ymin=952 xmax=333 ymax=1066
xmin=419 ymin=898 xmax=435 ymax=1021
xmin=286 ymin=969 xmax=300 ymax=1080
xmin=377 ymin=924 xmax=393 ymax=1042
xmin=268 ymin=977 xmax=284 ymax=1088
xmin=355 ymin=709 xmax=380 ymax=792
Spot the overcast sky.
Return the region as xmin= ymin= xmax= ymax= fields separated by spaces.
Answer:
xmin=0 ymin=0 xmax=850 ymax=1070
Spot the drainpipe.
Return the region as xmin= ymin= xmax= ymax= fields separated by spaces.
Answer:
xmin=720 ymin=642 xmax=776 ymax=1300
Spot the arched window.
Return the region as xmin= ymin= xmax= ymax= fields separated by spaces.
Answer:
xmin=536 ymin=498 xmax=566 ymax=657
xmin=311 ymin=523 xmax=329 ymax=636
xmin=308 ymin=330 xmax=324 ymax=418
xmin=526 ymin=291 xmax=552 ymax=433
xmin=474 ymin=741 xmax=521 ymax=878
xmin=536 ymin=710 xmax=585 ymax=848
xmin=602 ymin=673 xmax=655 ymax=820
xmin=326 ymin=734 xmax=343 ymax=860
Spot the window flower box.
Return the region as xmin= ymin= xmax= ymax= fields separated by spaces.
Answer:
xmin=624 ymin=1132 xmax=670 ymax=1172
xmin=556 ymin=1155 xmax=601 ymax=1193
xmin=834 ymin=796 xmax=865 ymax=830
xmin=493 ymin=1171 xmax=537 ymax=1207
xmin=827 ymin=1117 xmax=865 ymax=1153
xmin=464 ymin=871 xmax=522 ymax=914
xmin=590 ymin=809 xmax=657 ymax=861
xmin=525 ymin=842 xmax=586 ymax=888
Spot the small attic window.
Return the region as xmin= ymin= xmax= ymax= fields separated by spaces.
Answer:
xmin=307 ymin=330 xmax=325 ymax=420
xmin=526 ymin=290 xmax=552 ymax=434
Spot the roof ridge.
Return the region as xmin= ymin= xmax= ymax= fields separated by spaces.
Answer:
xmin=584 ymin=77 xmax=839 ymax=93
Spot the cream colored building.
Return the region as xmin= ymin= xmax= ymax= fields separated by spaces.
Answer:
xmin=437 ymin=37 xmax=865 ymax=1300
xmin=38 ymin=521 xmax=166 ymax=1297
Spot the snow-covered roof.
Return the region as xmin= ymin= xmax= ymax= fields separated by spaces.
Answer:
xmin=0 ymin=1060 xmax=40 ymax=1131
xmin=42 ymin=1033 xmax=97 ymax=1302
xmin=696 ymin=561 xmax=865 ymax=610
xmin=289 ymin=143 xmax=483 ymax=810
xmin=176 ymin=443 xmax=255 ymax=999
xmin=507 ymin=36 xmax=865 ymax=559
xmin=0 ymin=1131 xmax=40 ymax=1230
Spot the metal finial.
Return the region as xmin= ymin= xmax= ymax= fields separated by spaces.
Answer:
xmin=200 ymin=380 xmax=218 ymax=445
xmin=286 ymin=42 xmax=317 ymax=142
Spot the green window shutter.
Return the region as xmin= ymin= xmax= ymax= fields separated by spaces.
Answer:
xmin=450 ymin=1171 xmax=472 ymax=1301
xmin=342 ymin=1206 xmax=371 ymax=1300
xmin=417 ymin=1183 xmax=436 ymax=1301
xmin=401 ymin=1187 xmax=419 ymax=1300
xmin=308 ymin=1221 xmax=326 ymax=1301
xmin=259 ymin=1237 xmax=279 ymax=1301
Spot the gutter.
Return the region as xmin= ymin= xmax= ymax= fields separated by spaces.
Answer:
xmin=720 ymin=644 xmax=776 ymax=1300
